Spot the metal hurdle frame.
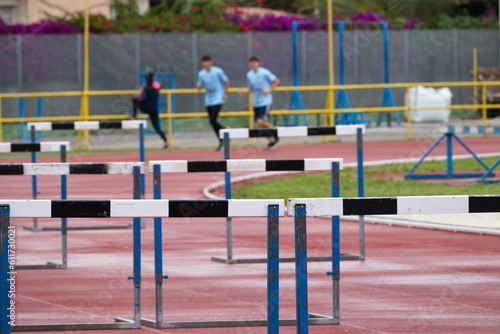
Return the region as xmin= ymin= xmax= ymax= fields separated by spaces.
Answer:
xmin=218 ymin=125 xmax=367 ymax=263
xmin=149 ymin=158 xmax=348 ymax=264
xmin=0 ymin=141 xmax=70 ymax=232
xmin=142 ymin=162 xmax=339 ymax=329
xmin=405 ymin=125 xmax=499 ymax=180
xmin=26 ymin=120 xmax=147 ymax=230
xmin=0 ymin=141 xmax=70 ymax=269
xmin=287 ymin=194 xmax=500 ymax=326
xmin=0 ymin=161 xmax=144 ymax=270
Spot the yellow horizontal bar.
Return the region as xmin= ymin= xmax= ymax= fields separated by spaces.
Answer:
xmin=2 ymin=81 xmax=500 ymax=99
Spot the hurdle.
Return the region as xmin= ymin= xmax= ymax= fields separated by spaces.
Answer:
xmin=405 ymin=125 xmax=500 ymax=180
xmin=0 ymin=161 xmax=144 ymax=270
xmin=2 ymin=171 xmax=142 ymax=331
xmin=26 ymin=120 xmax=147 ymax=198
xmin=149 ymin=158 xmax=358 ymax=263
xmin=0 ymin=141 xmax=70 ymax=232
xmin=0 ymin=199 xmax=336 ymax=332
xmin=219 ymin=125 xmax=367 ymax=263
xmin=287 ymin=194 xmax=500 ymax=327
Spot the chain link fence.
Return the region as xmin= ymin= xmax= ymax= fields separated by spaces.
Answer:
xmin=0 ymin=30 xmax=498 ymax=121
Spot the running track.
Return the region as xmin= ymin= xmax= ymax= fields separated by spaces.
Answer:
xmin=2 ymin=137 xmax=500 ymax=333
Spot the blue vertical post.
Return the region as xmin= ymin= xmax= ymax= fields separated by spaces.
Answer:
xmin=267 ymin=204 xmax=280 ymax=334
xmin=294 ymin=203 xmax=308 ymax=333
xmin=35 ymin=97 xmax=44 ymax=140
xmin=446 ymin=132 xmax=453 ymax=177
xmin=0 ymin=205 xmax=11 ymax=334
xmin=139 ymin=123 xmax=145 ymax=199
xmin=128 ymin=166 xmax=142 ymax=324
xmin=328 ymin=162 xmax=341 ymax=321
xmin=20 ymin=97 xmax=26 ymax=140
xmin=60 ymin=145 xmax=68 ymax=268
xmin=30 ymin=125 xmax=39 ymax=230
xmin=153 ymin=164 xmax=167 ymax=324
xmin=223 ymin=133 xmax=233 ymax=261
xmin=356 ymin=128 xmax=365 ymax=260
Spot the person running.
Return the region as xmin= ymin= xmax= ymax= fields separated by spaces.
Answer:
xmin=132 ymin=71 xmax=169 ymax=149
xmin=239 ymin=56 xmax=280 ymax=150
xmin=196 ymin=55 xmax=230 ymax=151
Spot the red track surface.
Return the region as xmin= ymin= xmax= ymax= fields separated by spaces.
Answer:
xmin=2 ymin=137 xmax=500 ymax=334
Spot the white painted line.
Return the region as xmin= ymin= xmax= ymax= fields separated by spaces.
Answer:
xmin=110 ymin=200 xmax=169 ymax=217
xmin=336 ymin=125 xmax=366 ymax=135
xmin=74 ymin=121 xmax=99 ymax=130
xmin=0 ymin=143 xmax=12 ymax=153
xmin=149 ymin=161 xmax=188 ymax=173
xmin=40 ymin=141 xmax=71 ymax=152
xmin=122 ymin=120 xmax=147 ymax=129
xmin=304 ymin=158 xmax=343 ymax=171
xmin=228 ymin=199 xmax=284 ymax=217
xmin=277 ymin=126 xmax=308 ymax=137
xmin=1 ymin=200 xmax=51 ymax=217
xmin=219 ymin=128 xmax=249 ymax=139
xmin=227 ymin=159 xmax=266 ymax=172
xmin=24 ymin=163 xmax=70 ymax=175
xmin=397 ymin=195 xmax=469 ymax=215
xmin=26 ymin=122 xmax=52 ymax=131
xmin=287 ymin=198 xmax=343 ymax=216
xmin=107 ymin=162 xmax=144 ymax=174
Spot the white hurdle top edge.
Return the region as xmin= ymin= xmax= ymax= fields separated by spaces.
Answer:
xmin=149 ymin=158 xmax=343 ymax=173
xmin=287 ymin=195 xmax=500 ymax=216
xmin=1 ymin=199 xmax=285 ymax=218
xmin=26 ymin=120 xmax=147 ymax=131
xmin=0 ymin=162 xmax=144 ymax=175
xmin=0 ymin=141 xmax=71 ymax=153
xmin=219 ymin=125 xmax=366 ymax=139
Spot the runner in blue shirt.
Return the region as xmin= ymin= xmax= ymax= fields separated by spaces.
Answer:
xmin=196 ymin=55 xmax=230 ymax=151
xmin=240 ymin=56 xmax=280 ymax=150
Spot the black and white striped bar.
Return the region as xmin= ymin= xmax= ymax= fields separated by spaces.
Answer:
xmin=2 ymin=199 xmax=284 ymax=218
xmin=219 ymin=125 xmax=365 ymax=139
xmin=0 ymin=162 xmax=144 ymax=175
xmin=149 ymin=158 xmax=343 ymax=173
xmin=0 ymin=141 xmax=70 ymax=153
xmin=27 ymin=120 xmax=147 ymax=131
xmin=443 ymin=125 xmax=500 ymax=135
xmin=287 ymin=195 xmax=500 ymax=216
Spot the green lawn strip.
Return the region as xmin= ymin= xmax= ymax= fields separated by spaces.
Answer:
xmin=233 ymin=156 xmax=500 ymax=200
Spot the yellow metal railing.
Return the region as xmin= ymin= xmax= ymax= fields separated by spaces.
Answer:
xmin=1 ymin=81 xmax=499 ymax=146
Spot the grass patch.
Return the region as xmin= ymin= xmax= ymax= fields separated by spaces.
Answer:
xmin=233 ymin=156 xmax=500 ymax=200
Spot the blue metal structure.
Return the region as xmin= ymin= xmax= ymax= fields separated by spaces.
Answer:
xmin=267 ymin=204 xmax=280 ymax=334
xmin=294 ymin=203 xmax=309 ymax=333
xmin=405 ymin=126 xmax=494 ymax=179
xmin=20 ymin=97 xmax=44 ymax=141
xmin=136 ymin=71 xmax=176 ymax=134
xmin=286 ymin=21 xmax=310 ymax=127
xmin=223 ymin=133 xmax=233 ymax=262
xmin=480 ymin=159 xmax=500 ymax=183
xmin=290 ymin=20 xmax=397 ymax=127
xmin=327 ymin=162 xmax=341 ymax=321
xmin=0 ymin=205 xmax=11 ymax=334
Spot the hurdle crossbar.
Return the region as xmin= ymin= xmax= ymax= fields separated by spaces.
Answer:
xmin=0 ymin=141 xmax=70 ymax=153
xmin=1 ymin=162 xmax=143 ymax=270
xmin=219 ymin=125 xmax=367 ymax=263
xmin=148 ymin=159 xmax=356 ymax=264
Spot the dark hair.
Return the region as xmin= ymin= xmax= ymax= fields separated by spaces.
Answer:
xmin=145 ymin=71 xmax=154 ymax=85
xmin=249 ymin=56 xmax=260 ymax=62
xmin=201 ymin=55 xmax=212 ymax=62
